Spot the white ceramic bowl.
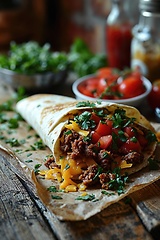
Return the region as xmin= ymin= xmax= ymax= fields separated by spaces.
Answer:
xmin=72 ymin=74 xmax=152 ymax=107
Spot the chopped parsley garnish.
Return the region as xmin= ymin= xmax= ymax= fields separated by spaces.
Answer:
xmin=148 ymin=157 xmax=159 ymax=170
xmin=118 ymin=130 xmax=127 ymax=142
xmin=146 ymin=131 xmax=157 ymax=143
xmin=93 ymin=166 xmax=103 ymax=181
xmin=30 ymin=139 xmax=46 ymax=150
xmin=75 ymin=194 xmax=96 ymax=201
xmin=130 ymin=136 xmax=137 ymax=143
xmin=74 ymin=111 xmax=96 ymax=130
xmin=64 ymin=164 xmax=70 ymax=170
xmin=25 ymin=159 xmax=33 ymax=163
xmin=76 ymin=101 xmax=96 ymax=108
xmin=101 ymin=190 xmax=115 ymax=196
xmin=47 ymin=186 xmax=59 ymax=192
xmin=5 ymin=138 xmax=21 ymax=147
xmin=51 ymin=195 xmax=63 ymax=200
xmin=34 ymin=164 xmax=42 ymax=174
xmin=64 ymin=130 xmax=72 ymax=135
xmin=108 ymin=168 xmax=129 ymax=195
xmin=112 ymin=109 xmax=135 ymax=128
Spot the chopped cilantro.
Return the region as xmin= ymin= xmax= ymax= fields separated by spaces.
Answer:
xmin=75 ymin=194 xmax=95 ymax=201
xmin=25 ymin=159 xmax=33 ymax=163
xmin=5 ymin=138 xmax=21 ymax=147
xmin=34 ymin=164 xmax=42 ymax=174
xmin=118 ymin=130 xmax=127 ymax=142
xmin=146 ymin=131 xmax=157 ymax=143
xmin=27 ymin=153 xmax=32 ymax=157
xmin=64 ymin=164 xmax=70 ymax=170
xmin=64 ymin=130 xmax=72 ymax=135
xmin=108 ymin=168 xmax=129 ymax=195
xmin=76 ymin=101 xmax=96 ymax=108
xmin=74 ymin=111 xmax=96 ymax=130
xmin=130 ymin=136 xmax=137 ymax=143
xmin=101 ymin=190 xmax=115 ymax=196
xmin=31 ymin=139 xmax=46 ymax=150
xmin=93 ymin=166 xmax=103 ymax=181
xmin=51 ymin=195 xmax=63 ymax=200
xmin=47 ymin=186 xmax=64 ymax=193
xmin=148 ymin=157 xmax=159 ymax=170
xmin=47 ymin=186 xmax=59 ymax=192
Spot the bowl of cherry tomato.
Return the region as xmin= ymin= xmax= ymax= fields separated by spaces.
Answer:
xmin=72 ymin=68 xmax=152 ymax=107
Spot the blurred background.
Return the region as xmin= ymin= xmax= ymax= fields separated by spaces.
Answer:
xmin=0 ymin=0 xmax=139 ymax=54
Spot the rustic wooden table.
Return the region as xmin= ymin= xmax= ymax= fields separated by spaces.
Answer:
xmin=0 ymin=78 xmax=160 ymax=240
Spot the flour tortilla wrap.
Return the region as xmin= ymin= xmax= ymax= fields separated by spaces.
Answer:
xmin=16 ymin=94 xmax=157 ymax=182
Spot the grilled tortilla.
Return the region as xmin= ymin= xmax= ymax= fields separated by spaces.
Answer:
xmin=16 ymin=94 xmax=157 ymax=193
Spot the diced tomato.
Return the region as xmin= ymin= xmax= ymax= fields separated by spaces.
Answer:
xmin=120 ymin=138 xmax=141 ymax=154
xmin=137 ymin=134 xmax=148 ymax=147
xmin=124 ymin=127 xmax=135 ymax=138
xmin=112 ymin=127 xmax=120 ymax=135
xmin=91 ymin=113 xmax=101 ymax=124
xmin=98 ymin=135 xmax=112 ymax=149
xmin=105 ymin=119 xmax=113 ymax=128
xmin=97 ymin=67 xmax=113 ymax=78
xmin=91 ymin=131 xmax=101 ymax=143
xmin=95 ymin=121 xmax=112 ymax=136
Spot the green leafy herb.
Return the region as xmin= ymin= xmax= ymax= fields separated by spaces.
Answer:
xmin=31 ymin=139 xmax=46 ymax=150
xmin=0 ymin=41 xmax=68 ymax=74
xmin=34 ymin=164 xmax=42 ymax=174
xmin=146 ymin=131 xmax=157 ymax=143
xmin=8 ymin=118 xmax=19 ymax=129
xmin=64 ymin=164 xmax=70 ymax=170
xmin=148 ymin=158 xmax=159 ymax=170
xmin=101 ymin=190 xmax=115 ymax=196
xmin=108 ymin=168 xmax=129 ymax=195
xmin=51 ymin=195 xmax=63 ymax=200
xmin=64 ymin=130 xmax=72 ymax=135
xmin=27 ymin=153 xmax=32 ymax=157
xmin=68 ymin=38 xmax=107 ymax=77
xmin=74 ymin=111 xmax=96 ymax=130
xmin=76 ymin=101 xmax=96 ymax=108
xmin=47 ymin=186 xmax=59 ymax=192
xmin=75 ymin=194 xmax=95 ymax=201
xmin=5 ymin=138 xmax=21 ymax=147
xmin=93 ymin=166 xmax=103 ymax=181
xmin=130 ymin=136 xmax=137 ymax=143
xmin=25 ymin=159 xmax=33 ymax=163
xmin=118 ymin=130 xmax=127 ymax=142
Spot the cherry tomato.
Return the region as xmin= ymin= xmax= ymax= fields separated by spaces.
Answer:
xmin=97 ymin=67 xmax=114 ymax=78
xmin=148 ymin=79 xmax=160 ymax=109
xmin=98 ymin=135 xmax=112 ymax=149
xmin=97 ymin=78 xmax=108 ymax=93
xmin=118 ymin=75 xmax=145 ymax=99
xmin=78 ymin=78 xmax=98 ymax=97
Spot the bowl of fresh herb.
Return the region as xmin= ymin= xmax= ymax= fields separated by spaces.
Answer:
xmin=0 ymin=41 xmax=69 ymax=91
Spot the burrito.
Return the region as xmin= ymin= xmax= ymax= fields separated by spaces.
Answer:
xmin=16 ymin=94 xmax=157 ymax=193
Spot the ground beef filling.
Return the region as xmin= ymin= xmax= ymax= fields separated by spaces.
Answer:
xmin=58 ymin=130 xmax=144 ymax=187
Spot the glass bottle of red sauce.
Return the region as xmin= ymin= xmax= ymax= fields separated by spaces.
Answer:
xmin=106 ymin=0 xmax=132 ymax=70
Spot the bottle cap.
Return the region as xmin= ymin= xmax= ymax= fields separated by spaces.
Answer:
xmin=139 ymin=0 xmax=160 ymax=13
